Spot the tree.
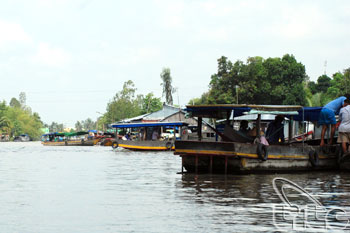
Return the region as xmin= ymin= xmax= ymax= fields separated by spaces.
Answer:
xmin=188 ymin=92 xmax=209 ymax=105
xmin=75 ymin=121 xmax=83 ymax=131
xmin=9 ymin=98 xmax=21 ymax=108
xmin=160 ymin=68 xmax=175 ymax=105
xmin=308 ymin=81 xmax=317 ymax=94
xmin=105 ymin=80 xmax=141 ymax=123
xmin=140 ymin=93 xmax=162 ymax=114
xmin=315 ymin=75 xmax=331 ymax=93
xmin=206 ymin=54 xmax=307 ymax=105
xmin=19 ymin=92 xmax=26 ymax=107
xmin=82 ymin=118 xmax=95 ymax=131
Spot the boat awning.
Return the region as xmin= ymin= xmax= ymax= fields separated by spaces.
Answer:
xmin=111 ymin=121 xmax=189 ymax=128
xmin=292 ymin=107 xmax=323 ymax=121
xmin=185 ymin=104 xmax=303 ymax=119
xmin=42 ymin=131 xmax=89 ymax=137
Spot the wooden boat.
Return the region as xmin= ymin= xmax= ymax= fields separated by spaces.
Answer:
xmin=110 ymin=122 xmax=189 ymax=151
xmin=41 ymin=131 xmax=94 ymax=146
xmin=94 ymin=132 xmax=116 ymax=146
xmin=174 ymin=104 xmax=346 ymax=173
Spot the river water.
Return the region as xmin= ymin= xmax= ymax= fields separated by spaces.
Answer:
xmin=1 ymin=142 xmax=350 ymax=232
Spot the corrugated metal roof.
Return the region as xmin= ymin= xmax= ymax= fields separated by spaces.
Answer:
xmin=143 ymin=105 xmax=182 ymax=121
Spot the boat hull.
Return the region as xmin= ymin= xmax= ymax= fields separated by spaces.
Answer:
xmin=42 ymin=139 xmax=94 ymax=146
xmin=114 ymin=140 xmax=175 ymax=151
xmin=175 ymin=140 xmax=341 ymax=173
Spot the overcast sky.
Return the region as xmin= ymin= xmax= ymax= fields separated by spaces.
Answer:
xmin=1 ymin=0 xmax=350 ymax=127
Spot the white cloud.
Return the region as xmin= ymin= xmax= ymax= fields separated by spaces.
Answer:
xmin=31 ymin=43 xmax=71 ymax=67
xmin=0 ymin=20 xmax=31 ymax=47
xmin=37 ymin=0 xmax=70 ymax=8
xmin=115 ymin=47 xmax=161 ymax=66
xmin=154 ymin=0 xmax=186 ymax=29
xmin=200 ymin=1 xmax=234 ymax=17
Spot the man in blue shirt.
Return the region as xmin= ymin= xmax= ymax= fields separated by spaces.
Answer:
xmin=319 ymin=95 xmax=349 ymax=146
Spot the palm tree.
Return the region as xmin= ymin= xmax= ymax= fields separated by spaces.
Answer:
xmin=160 ymin=67 xmax=175 ymax=105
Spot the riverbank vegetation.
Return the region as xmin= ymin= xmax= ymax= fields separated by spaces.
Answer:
xmin=0 ymin=93 xmax=43 ymax=140
xmin=189 ymin=54 xmax=350 ymax=107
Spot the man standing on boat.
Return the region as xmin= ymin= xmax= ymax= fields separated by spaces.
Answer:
xmin=319 ymin=95 xmax=350 ymax=147
xmin=337 ymin=99 xmax=350 ymax=154
xmin=265 ymin=115 xmax=285 ymax=144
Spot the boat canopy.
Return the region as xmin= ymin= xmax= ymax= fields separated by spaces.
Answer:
xmin=185 ymin=104 xmax=322 ymax=122
xmin=42 ymin=131 xmax=89 ymax=137
xmin=111 ymin=121 xmax=189 ymax=128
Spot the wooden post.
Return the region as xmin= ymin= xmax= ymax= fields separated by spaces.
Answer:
xmin=256 ymin=114 xmax=261 ymax=138
xmin=226 ymin=110 xmax=231 ymax=126
xmin=209 ymin=155 xmax=213 ymax=173
xmin=198 ymin=117 xmax=202 ymax=141
xmin=195 ymin=155 xmax=198 ymax=173
xmin=225 ymin=156 xmax=228 ymax=174
xmin=288 ymin=116 xmax=293 ymax=143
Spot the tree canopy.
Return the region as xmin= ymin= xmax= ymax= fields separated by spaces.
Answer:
xmin=101 ymin=80 xmax=163 ymax=127
xmin=0 ymin=93 xmax=44 ymax=140
xmin=203 ymin=54 xmax=307 ymax=105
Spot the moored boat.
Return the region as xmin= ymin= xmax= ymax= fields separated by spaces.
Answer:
xmin=175 ymin=104 xmax=346 ymax=173
xmin=110 ymin=121 xmax=189 ymax=151
xmin=41 ymin=131 xmax=94 ymax=146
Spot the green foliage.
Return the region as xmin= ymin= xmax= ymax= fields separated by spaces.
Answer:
xmin=105 ymin=80 xmax=142 ymax=123
xmin=140 ymin=93 xmax=162 ymax=114
xmin=304 ymin=68 xmax=350 ymax=106
xmin=102 ymin=81 xmax=165 ymax=125
xmin=9 ymin=98 xmax=21 ymax=108
xmin=48 ymin=122 xmax=64 ymax=132
xmin=206 ymin=54 xmax=307 ymax=105
xmin=188 ymin=92 xmax=209 ymax=105
xmin=0 ymin=96 xmax=44 ymax=140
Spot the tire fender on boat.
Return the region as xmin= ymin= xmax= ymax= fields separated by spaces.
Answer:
xmin=112 ymin=141 xmax=119 ymax=149
xmin=308 ymin=150 xmax=319 ymax=167
xmin=166 ymin=141 xmax=173 ymax=150
xmin=81 ymin=139 xmax=85 ymax=145
xmin=65 ymin=140 xmax=68 ymax=146
xmin=257 ymin=143 xmax=268 ymax=161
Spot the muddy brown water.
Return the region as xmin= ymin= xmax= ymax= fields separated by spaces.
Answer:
xmin=0 ymin=142 xmax=350 ymax=232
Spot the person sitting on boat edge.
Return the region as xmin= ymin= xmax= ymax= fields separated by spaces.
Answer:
xmin=319 ymin=94 xmax=350 ymax=147
xmin=337 ymin=99 xmax=350 ymax=154
xmin=265 ymin=115 xmax=285 ymax=144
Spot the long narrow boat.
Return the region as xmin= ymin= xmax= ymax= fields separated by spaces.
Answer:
xmin=110 ymin=122 xmax=189 ymax=151
xmin=41 ymin=131 xmax=95 ymax=146
xmin=174 ymin=104 xmax=347 ymax=173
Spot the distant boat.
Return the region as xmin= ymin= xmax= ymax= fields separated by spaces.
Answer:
xmin=14 ymin=134 xmax=30 ymax=142
xmin=110 ymin=121 xmax=189 ymax=151
xmin=41 ymin=131 xmax=94 ymax=146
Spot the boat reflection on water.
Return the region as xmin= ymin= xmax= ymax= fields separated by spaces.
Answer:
xmin=177 ymin=172 xmax=350 ymax=231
